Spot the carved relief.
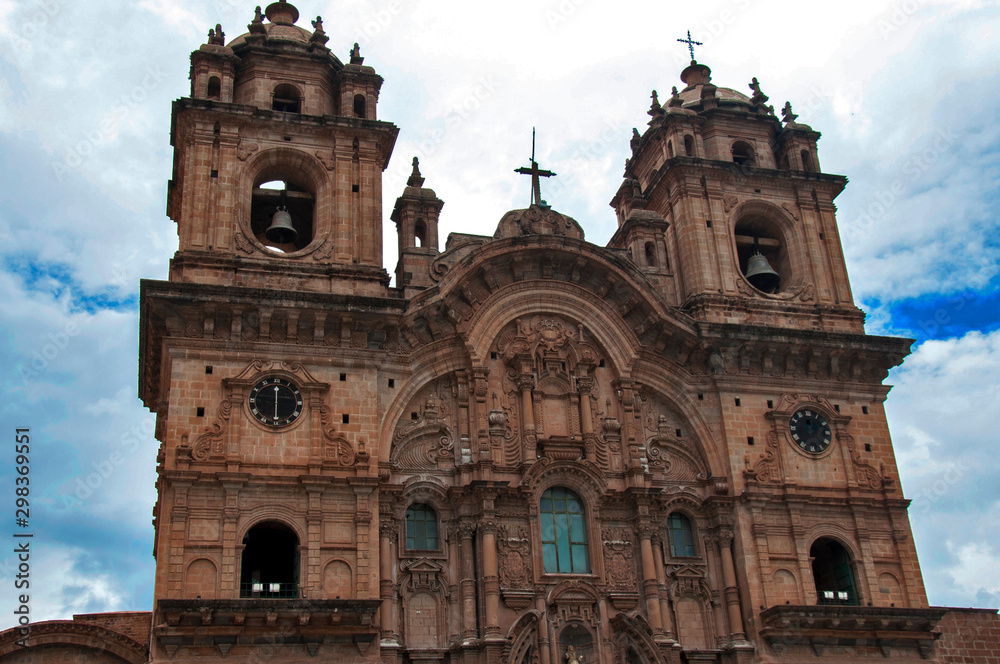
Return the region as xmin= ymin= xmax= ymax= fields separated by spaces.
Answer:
xmin=191 ymin=400 xmax=232 ymax=461
xmin=497 ymin=524 xmax=532 ymax=589
xmin=743 ymin=430 xmax=783 ymax=485
xmin=391 ymin=385 xmax=456 ymax=472
xmin=602 ymin=527 xmax=637 ymax=590
xmin=319 ymin=406 xmax=355 ymax=466
xmin=234 ymin=232 xmax=255 ymax=255
xmin=236 ymin=140 xmax=259 ymax=161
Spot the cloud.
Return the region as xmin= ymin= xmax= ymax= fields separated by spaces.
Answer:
xmin=946 ymin=541 xmax=1000 ymax=600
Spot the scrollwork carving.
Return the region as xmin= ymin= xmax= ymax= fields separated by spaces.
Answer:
xmin=191 ymin=400 xmax=232 ymax=461
xmin=497 ymin=524 xmax=532 ymax=590
xmin=602 ymin=527 xmax=637 ymax=590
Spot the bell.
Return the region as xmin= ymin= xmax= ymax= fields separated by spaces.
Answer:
xmin=265 ymin=206 xmax=297 ymax=244
xmin=745 ymin=251 xmax=780 ymax=292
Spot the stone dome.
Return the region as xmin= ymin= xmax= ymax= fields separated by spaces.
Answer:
xmin=226 ymin=1 xmax=316 ymax=49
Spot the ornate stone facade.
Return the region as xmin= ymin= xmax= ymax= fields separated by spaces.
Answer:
xmin=3 ymin=3 xmax=998 ymax=664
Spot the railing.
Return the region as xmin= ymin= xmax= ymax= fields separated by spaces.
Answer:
xmin=239 ymin=582 xmax=299 ymax=599
xmin=816 ymin=589 xmax=856 ymax=605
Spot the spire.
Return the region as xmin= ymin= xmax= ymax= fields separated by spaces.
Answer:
xmin=407 ymin=157 xmax=425 ymax=187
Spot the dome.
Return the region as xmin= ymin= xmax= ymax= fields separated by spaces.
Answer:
xmin=670 ymin=61 xmax=754 ymax=113
xmin=226 ymin=1 xmax=319 ymax=49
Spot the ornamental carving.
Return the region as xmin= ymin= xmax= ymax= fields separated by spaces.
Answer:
xmin=845 ymin=434 xmax=892 ymax=490
xmin=234 ymin=232 xmax=255 ymax=255
xmin=497 ymin=524 xmax=532 ymax=589
xmin=493 ymin=205 xmax=586 ymax=240
xmin=236 ymin=140 xmax=259 ymax=161
xmin=602 ymin=527 xmax=637 ymax=590
xmin=743 ymin=430 xmax=782 ymax=485
xmin=191 ymin=400 xmax=232 ymax=461
xmin=391 ymin=384 xmax=456 ymax=471
xmin=319 ymin=406 xmax=355 ymax=466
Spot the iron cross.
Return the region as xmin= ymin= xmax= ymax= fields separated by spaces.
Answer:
xmin=677 ymin=30 xmax=703 ymax=61
xmin=514 ymin=128 xmax=556 ymax=207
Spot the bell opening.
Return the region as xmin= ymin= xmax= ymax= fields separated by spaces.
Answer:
xmin=250 ymin=178 xmax=314 ymax=252
xmin=735 ymin=217 xmax=789 ymax=295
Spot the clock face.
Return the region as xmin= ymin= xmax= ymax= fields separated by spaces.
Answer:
xmin=249 ymin=378 xmax=302 ymax=427
xmin=789 ymin=409 xmax=832 ymax=454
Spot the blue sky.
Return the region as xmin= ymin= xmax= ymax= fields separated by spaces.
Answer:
xmin=0 ymin=0 xmax=998 ymax=628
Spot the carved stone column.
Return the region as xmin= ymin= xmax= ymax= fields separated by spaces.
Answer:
xmin=652 ymin=535 xmax=675 ymax=641
xmin=379 ymin=519 xmax=398 ymax=641
xmin=459 ymin=522 xmax=478 ymax=640
xmin=536 ymin=596 xmax=551 ymax=664
xmin=577 ymin=376 xmax=597 ymax=462
xmin=481 ymin=516 xmax=502 ymax=638
xmin=518 ymin=374 xmax=537 ymax=460
xmin=717 ymin=529 xmax=746 ymax=641
xmin=638 ymin=524 xmax=664 ymax=633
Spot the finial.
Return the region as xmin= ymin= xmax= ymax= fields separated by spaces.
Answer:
xmin=207 ymin=24 xmax=225 ymax=46
xmin=248 ymin=6 xmax=266 ymax=34
xmin=630 ymin=128 xmax=641 ymax=153
xmin=309 ymin=15 xmax=329 ymax=45
xmin=407 ymin=157 xmax=425 ymax=187
xmin=749 ymin=77 xmax=769 ymax=105
xmin=350 ymin=42 xmax=364 ymax=65
xmin=781 ymin=101 xmax=798 ymax=124
xmin=647 ymin=90 xmax=662 ymax=117
xmin=668 ymin=86 xmax=682 ymax=108
xmin=677 ymin=30 xmax=703 ymax=62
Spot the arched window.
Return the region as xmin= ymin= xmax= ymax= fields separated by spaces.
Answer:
xmin=668 ymin=512 xmax=695 ymax=557
xmin=272 ymin=84 xmax=301 ymax=113
xmin=207 ymin=76 xmax=221 ymax=101
xmin=667 ymin=140 xmax=675 ymax=158
xmin=251 ymin=175 xmax=316 ymax=252
xmin=801 ymin=149 xmax=813 ymax=172
xmin=540 ymin=487 xmax=590 ymax=573
xmin=353 ymin=94 xmax=367 ymax=119
xmin=732 ymin=141 xmax=755 ymax=167
xmin=414 ymin=219 xmax=426 ymax=248
xmin=644 ymin=241 xmax=657 ymax=267
xmin=734 ymin=216 xmax=788 ymax=294
xmin=684 ymin=134 xmax=695 ymax=157
xmin=406 ymin=503 xmax=438 ymax=550
xmin=811 ymin=538 xmax=859 ymax=605
xmin=240 ymin=521 xmax=299 ymax=598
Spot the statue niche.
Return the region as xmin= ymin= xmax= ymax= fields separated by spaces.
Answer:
xmin=496 ymin=316 xmax=604 ymax=463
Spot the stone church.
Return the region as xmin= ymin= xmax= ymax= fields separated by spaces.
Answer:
xmin=2 ymin=1 xmax=999 ymax=663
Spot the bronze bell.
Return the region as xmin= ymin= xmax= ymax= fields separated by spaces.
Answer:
xmin=265 ymin=206 xmax=297 ymax=244
xmin=745 ymin=251 xmax=780 ymax=292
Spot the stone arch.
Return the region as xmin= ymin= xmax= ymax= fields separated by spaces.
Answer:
xmin=506 ymin=610 xmax=541 ymax=664
xmin=805 ymin=530 xmax=864 ymax=605
xmin=0 ymin=621 xmax=148 ymax=664
xmin=183 ymin=558 xmax=218 ymax=598
xmin=728 ymin=199 xmax=810 ymax=296
xmin=323 ymin=559 xmax=353 ymax=598
xmin=237 ymin=146 xmax=332 ymax=255
xmin=521 ymin=458 xmax=608 ymax=503
xmin=610 ymin=612 xmax=664 ymax=664
xmin=772 ymin=568 xmax=800 ymax=605
xmin=877 ymin=571 xmax=906 ymax=606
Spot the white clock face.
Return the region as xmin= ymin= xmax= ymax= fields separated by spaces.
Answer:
xmin=789 ymin=409 xmax=832 ymax=454
xmin=249 ymin=377 xmax=302 ymax=427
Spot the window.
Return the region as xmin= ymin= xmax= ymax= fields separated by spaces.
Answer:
xmin=272 ymin=84 xmax=301 ymax=113
xmin=406 ymin=503 xmax=438 ymax=550
xmin=240 ymin=521 xmax=299 ymax=598
xmin=644 ymin=241 xmax=657 ymax=267
xmin=540 ymin=487 xmax=590 ymax=573
xmin=684 ymin=134 xmax=695 ymax=156
xmin=207 ymin=76 xmax=221 ymax=100
xmin=801 ymin=149 xmax=813 ymax=172
xmin=811 ymin=538 xmax=859 ymax=605
xmin=668 ymin=512 xmax=695 ymax=557
xmin=353 ymin=94 xmax=366 ymax=118
xmin=732 ymin=141 xmax=755 ymax=167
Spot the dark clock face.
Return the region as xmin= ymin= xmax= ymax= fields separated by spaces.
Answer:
xmin=789 ymin=409 xmax=832 ymax=454
xmin=249 ymin=378 xmax=302 ymax=427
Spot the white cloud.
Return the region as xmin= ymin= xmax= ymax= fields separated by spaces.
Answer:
xmin=947 ymin=540 xmax=1000 ymax=598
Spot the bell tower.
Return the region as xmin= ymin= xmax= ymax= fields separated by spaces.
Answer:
xmin=610 ymin=60 xmax=859 ymax=333
xmin=166 ymin=0 xmax=398 ymax=297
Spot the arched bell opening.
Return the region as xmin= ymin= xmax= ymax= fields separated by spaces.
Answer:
xmin=353 ymin=93 xmax=367 ymax=119
xmin=240 ymin=520 xmax=300 ymax=598
xmin=683 ymin=134 xmax=695 ymax=157
xmin=207 ymin=76 xmax=221 ymax=101
xmin=644 ymin=241 xmax=657 ymax=267
xmin=250 ymin=173 xmax=315 ymax=253
xmin=734 ymin=215 xmax=789 ymax=294
xmin=811 ymin=537 xmax=859 ymax=606
xmin=414 ymin=218 xmax=426 ymax=248
xmin=272 ymin=83 xmax=301 ymax=113
xmin=732 ymin=140 xmax=756 ymax=167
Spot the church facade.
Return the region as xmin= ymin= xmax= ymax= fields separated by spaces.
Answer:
xmin=3 ymin=2 xmax=999 ymax=664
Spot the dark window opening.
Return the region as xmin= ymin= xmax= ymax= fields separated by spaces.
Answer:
xmin=667 ymin=140 xmax=674 ymax=158
xmin=207 ymin=76 xmax=221 ymax=101
xmin=801 ymin=149 xmax=814 ymax=172
xmin=644 ymin=241 xmax=657 ymax=267
xmin=240 ymin=521 xmax=299 ymax=598
xmin=196 ymin=407 xmax=205 ymax=417
xmin=250 ymin=177 xmax=315 ymax=253
xmin=668 ymin=512 xmax=695 ymax=557
xmin=205 ymin=366 xmax=213 ymax=374
xmin=684 ymin=134 xmax=695 ymax=157
xmin=272 ymin=84 xmax=301 ymax=113
xmin=342 ymin=414 xmax=349 ymax=424
xmin=862 ymin=406 xmax=869 ymax=415
xmin=405 ymin=503 xmax=439 ymax=550
xmin=541 ymin=487 xmax=590 ymax=574
xmin=735 ymin=217 xmax=788 ymax=294
xmin=339 ymin=373 xmax=347 ymax=381
xmin=415 ymin=219 xmax=426 ymax=248
xmin=388 ymin=379 xmax=395 ymax=388
xmin=353 ymin=94 xmax=367 ymax=119
xmin=732 ymin=141 xmax=756 ymax=167
xmin=767 ymin=400 xmax=774 ymax=409
xmin=748 ymin=436 xmax=755 ymax=445
xmin=812 ymin=538 xmax=859 ymax=605
xmin=865 ymin=443 xmax=872 ymax=452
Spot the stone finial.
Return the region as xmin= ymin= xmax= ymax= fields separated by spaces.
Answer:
xmin=630 ymin=128 xmax=641 ymax=153
xmin=668 ymin=85 xmax=683 ymax=108
xmin=207 ymin=24 xmax=225 ymax=46
xmin=350 ymin=42 xmax=364 ymax=65
xmin=781 ymin=101 xmax=798 ymax=124
xmin=647 ymin=90 xmax=662 ymax=117
xmin=248 ymin=6 xmax=266 ymax=34
xmin=407 ymin=157 xmax=425 ymax=187
xmin=749 ymin=77 xmax=769 ymax=105
xmin=309 ymin=15 xmax=329 ymax=45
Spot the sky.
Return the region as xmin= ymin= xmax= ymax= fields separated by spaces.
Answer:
xmin=0 ymin=0 xmax=998 ymax=630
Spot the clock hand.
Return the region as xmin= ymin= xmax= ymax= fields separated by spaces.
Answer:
xmin=273 ymin=386 xmax=279 ymax=419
